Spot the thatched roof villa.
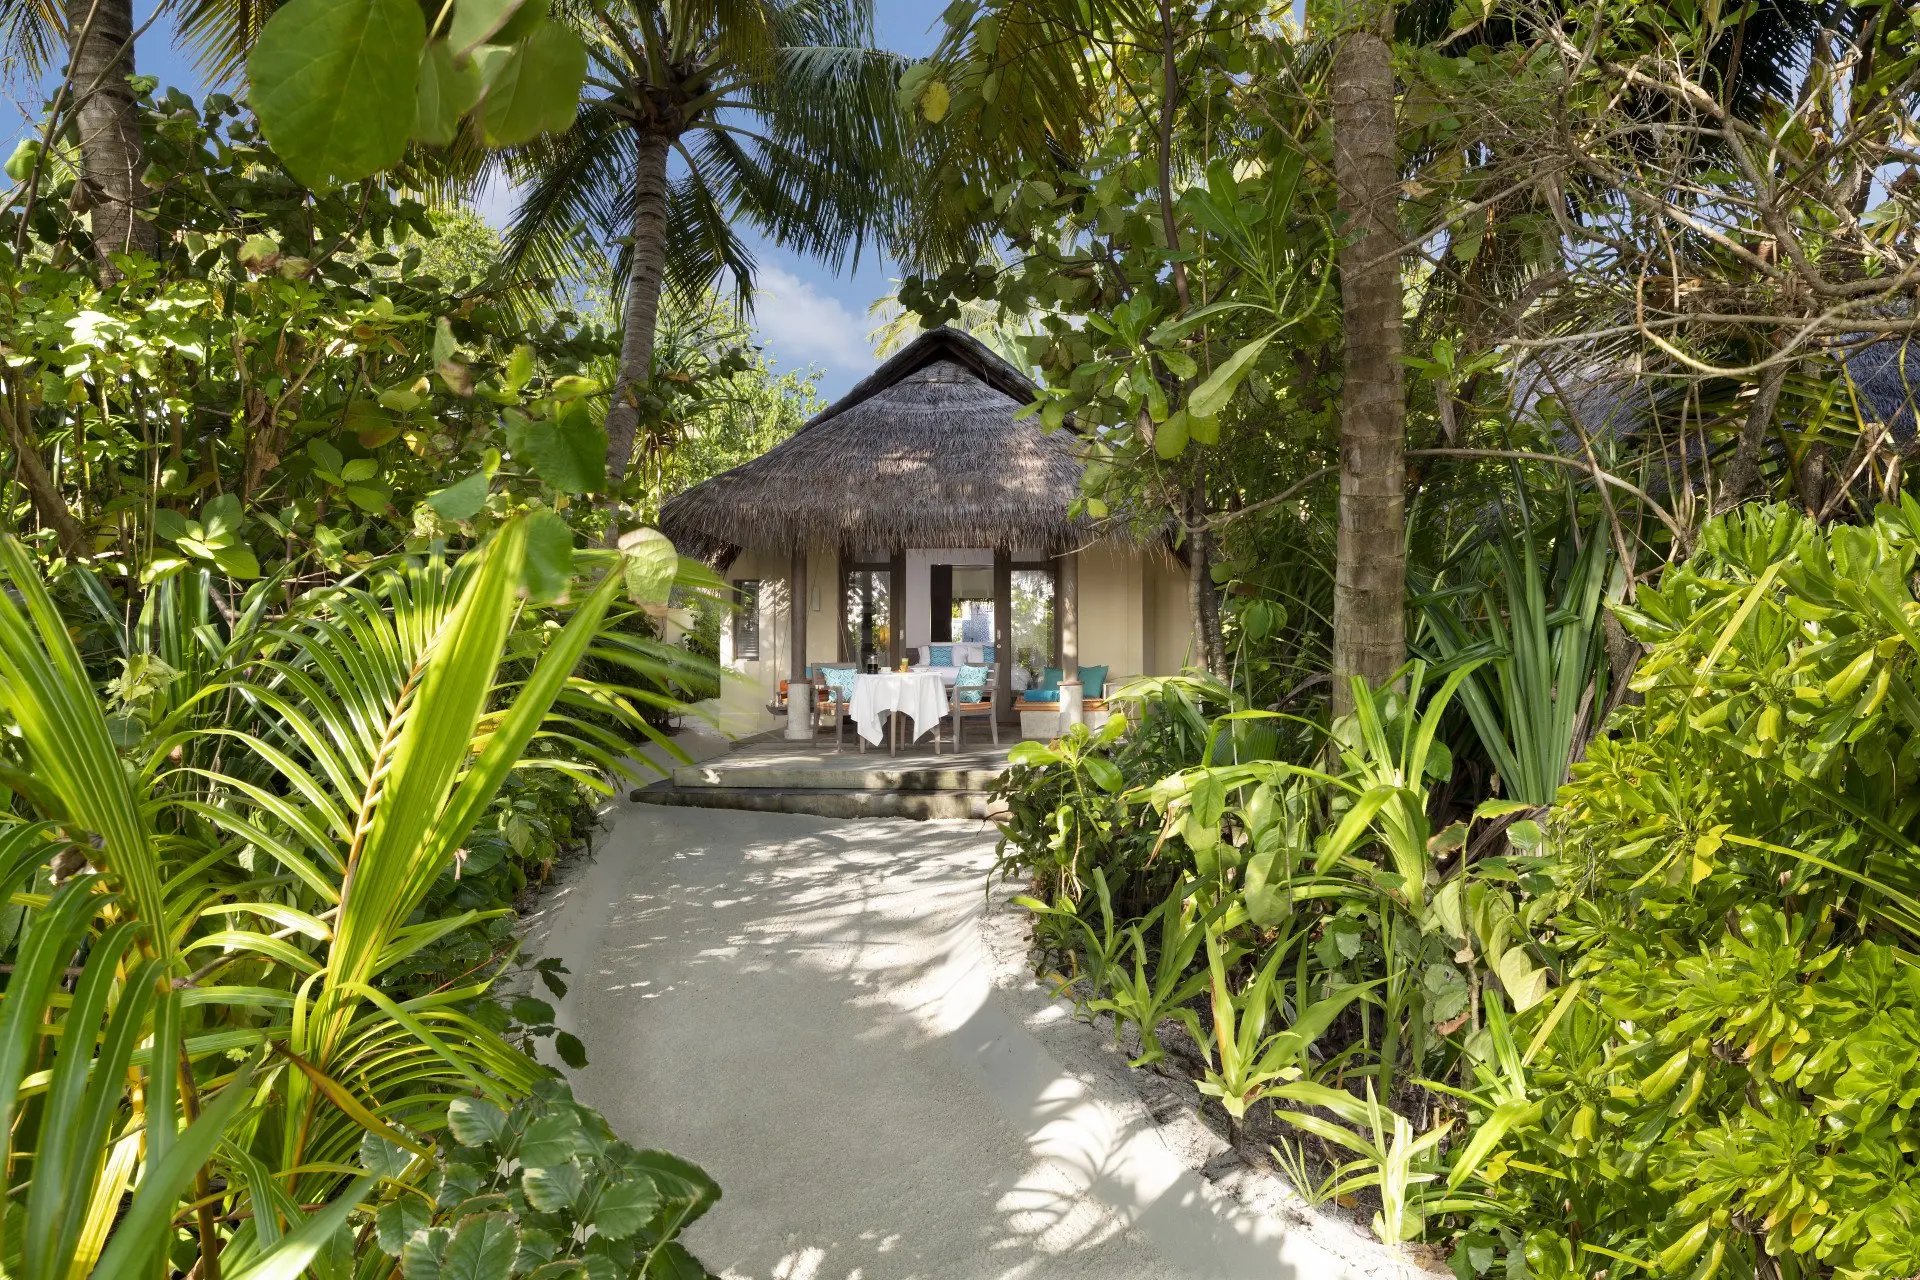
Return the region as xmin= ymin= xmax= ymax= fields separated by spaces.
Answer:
xmin=660 ymin=327 xmax=1194 ymax=736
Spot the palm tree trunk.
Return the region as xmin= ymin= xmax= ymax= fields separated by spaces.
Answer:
xmin=1330 ymin=10 xmax=1405 ymax=714
xmin=65 ymin=0 xmax=154 ymax=275
xmin=605 ymin=128 xmax=674 ymax=488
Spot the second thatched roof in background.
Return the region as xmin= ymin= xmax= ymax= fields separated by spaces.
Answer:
xmin=659 ymin=328 xmax=1118 ymax=561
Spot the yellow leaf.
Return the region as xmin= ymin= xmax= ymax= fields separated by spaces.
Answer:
xmin=920 ymin=80 xmax=950 ymax=123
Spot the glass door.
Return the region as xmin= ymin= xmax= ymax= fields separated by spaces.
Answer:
xmin=1011 ymin=568 xmax=1056 ymax=683
xmin=841 ymin=559 xmax=891 ymax=672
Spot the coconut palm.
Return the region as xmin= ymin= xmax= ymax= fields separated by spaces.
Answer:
xmin=0 ymin=0 xmax=155 ymax=272
xmin=500 ymin=0 xmax=913 ymax=488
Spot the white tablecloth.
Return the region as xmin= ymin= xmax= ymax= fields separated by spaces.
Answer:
xmin=849 ymin=672 xmax=949 ymax=746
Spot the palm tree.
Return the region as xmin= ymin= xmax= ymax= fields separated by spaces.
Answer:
xmin=501 ymin=0 xmax=912 ymax=488
xmin=1328 ymin=0 xmax=1406 ymax=712
xmin=1 ymin=0 xmax=156 ymax=272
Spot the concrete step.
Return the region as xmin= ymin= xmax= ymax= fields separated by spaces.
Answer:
xmin=669 ymin=763 xmax=1004 ymax=793
xmin=631 ymin=784 xmax=1006 ymax=822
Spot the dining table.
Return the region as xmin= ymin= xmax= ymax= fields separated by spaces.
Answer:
xmin=847 ymin=671 xmax=950 ymax=752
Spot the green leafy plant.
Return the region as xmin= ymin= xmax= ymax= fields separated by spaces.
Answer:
xmin=373 ymin=1082 xmax=720 ymax=1280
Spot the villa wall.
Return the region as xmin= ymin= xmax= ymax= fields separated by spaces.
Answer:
xmin=1143 ymin=548 xmax=1197 ymax=676
xmin=711 ymin=545 xmax=841 ymax=737
xmin=1076 ymin=545 xmax=1196 ymax=690
xmin=1076 ymin=546 xmax=1144 ymax=688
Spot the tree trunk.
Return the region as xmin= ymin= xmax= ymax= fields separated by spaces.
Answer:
xmin=66 ymin=0 xmax=154 ymax=275
xmin=1 ymin=398 xmax=88 ymax=559
xmin=604 ymin=128 xmax=674 ymax=490
xmin=1186 ymin=470 xmax=1226 ymax=676
xmin=1330 ymin=11 xmax=1406 ymax=715
xmin=1717 ymin=355 xmax=1789 ymax=511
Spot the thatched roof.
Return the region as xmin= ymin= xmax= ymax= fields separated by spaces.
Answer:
xmin=661 ymin=328 xmax=1107 ymax=559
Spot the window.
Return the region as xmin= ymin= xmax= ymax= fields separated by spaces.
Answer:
xmin=732 ymin=580 xmax=761 ymax=660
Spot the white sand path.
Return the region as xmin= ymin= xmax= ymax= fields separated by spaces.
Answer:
xmin=524 ymin=802 xmax=1421 ymax=1280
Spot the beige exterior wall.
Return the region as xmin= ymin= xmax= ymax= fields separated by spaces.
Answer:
xmin=708 ymin=545 xmax=841 ymax=737
xmin=1143 ymin=548 xmax=1197 ymax=676
xmin=1074 ymin=544 xmax=1194 ymax=693
xmin=1076 ymin=546 xmax=1142 ymax=692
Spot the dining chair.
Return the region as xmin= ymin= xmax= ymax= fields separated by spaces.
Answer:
xmin=814 ymin=663 xmax=858 ymax=750
xmin=949 ymin=664 xmax=998 ymax=750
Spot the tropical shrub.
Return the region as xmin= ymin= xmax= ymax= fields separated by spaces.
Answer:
xmin=1002 ymin=502 xmax=1920 ymax=1277
xmin=371 ymin=1082 xmax=720 ymax=1280
xmin=1481 ymin=502 xmax=1920 ymax=1278
xmin=0 ymin=518 xmax=718 ymax=1275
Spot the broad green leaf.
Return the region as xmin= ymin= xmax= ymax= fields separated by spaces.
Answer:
xmin=505 ymin=406 xmax=605 ymax=494
xmin=521 ymin=512 xmax=575 ymax=604
xmin=346 ymin=482 xmax=391 ymax=513
xmin=413 ymin=41 xmax=484 ymax=145
xmin=5 ymin=138 xmax=40 ymax=181
xmin=626 ymin=1148 xmax=721 ymax=1227
xmin=249 ymin=0 xmax=425 ymax=187
xmin=340 ymin=457 xmax=378 ymax=483
xmin=592 ymin=1176 xmax=663 ymax=1240
xmin=307 ymin=438 xmax=346 ymax=474
xmin=438 ymin=1211 xmax=518 ymax=1280
xmin=504 ymin=344 xmax=534 ymax=392
xmin=519 ymin=1112 xmax=588 ymax=1169
xmin=554 ymin=1031 xmax=587 ymax=1069
xmin=617 ymin=527 xmax=676 ymax=605
xmin=1188 ymin=331 xmax=1273 ymax=420
xmin=1495 ymin=947 xmax=1549 ymax=1012
xmin=360 ymin=1130 xmax=412 ymax=1179
xmin=511 ymin=996 xmax=554 ymax=1025
xmin=1154 ymin=411 xmax=1189 ymax=459
xmin=448 ymin=0 xmax=546 ymax=56
xmin=479 ymin=22 xmax=586 ymax=146
xmin=152 ymin=507 xmax=190 ymax=541
xmin=427 ymin=472 xmax=490 ymax=522
xmin=521 ymin=1158 xmax=583 ymax=1212
xmin=401 ymin=1226 xmax=450 ymax=1280
xmin=447 ymin=1097 xmax=510 ymax=1143
xmin=376 ymin=1197 xmax=431 ymax=1257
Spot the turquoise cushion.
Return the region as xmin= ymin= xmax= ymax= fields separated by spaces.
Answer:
xmin=1076 ymin=665 xmax=1109 ymax=695
xmin=929 ymin=644 xmax=954 ymax=667
xmin=982 ymin=645 xmax=996 ymax=663
xmin=1037 ymin=666 xmax=1063 ymax=692
xmin=955 ymin=663 xmax=990 ymax=704
xmin=820 ymin=666 xmax=857 ymax=702
xmin=1020 ymin=689 xmax=1060 ymax=705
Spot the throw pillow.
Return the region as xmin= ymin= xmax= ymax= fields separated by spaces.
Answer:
xmin=1038 ymin=666 xmax=1063 ymax=691
xmin=821 ymin=666 xmax=857 ymax=703
xmin=1020 ymin=688 xmax=1060 ymax=705
xmin=1076 ymin=664 xmax=1110 ymax=696
xmin=929 ymin=644 xmax=954 ymax=667
xmin=982 ymin=645 xmax=996 ymax=663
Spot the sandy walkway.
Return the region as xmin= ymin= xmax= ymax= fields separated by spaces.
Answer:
xmin=524 ymin=802 xmax=1407 ymax=1280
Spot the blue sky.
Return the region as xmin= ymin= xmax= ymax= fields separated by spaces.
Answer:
xmin=8 ymin=0 xmax=947 ymax=399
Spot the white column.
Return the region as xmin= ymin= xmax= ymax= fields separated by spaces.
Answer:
xmin=786 ymin=545 xmax=813 ymax=740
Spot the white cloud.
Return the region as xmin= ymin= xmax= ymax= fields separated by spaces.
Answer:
xmin=750 ymin=265 xmax=873 ymax=375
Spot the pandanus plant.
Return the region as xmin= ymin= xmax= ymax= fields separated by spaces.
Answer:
xmin=0 ymin=516 xmax=668 ymax=1275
